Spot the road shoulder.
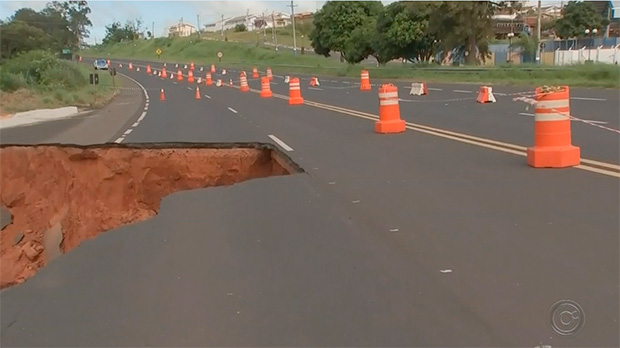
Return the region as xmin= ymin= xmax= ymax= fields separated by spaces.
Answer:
xmin=0 ymin=74 xmax=146 ymax=145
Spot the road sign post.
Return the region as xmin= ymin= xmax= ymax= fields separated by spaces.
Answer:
xmin=156 ymin=48 xmax=162 ymax=59
xmin=217 ymin=51 xmax=223 ymax=62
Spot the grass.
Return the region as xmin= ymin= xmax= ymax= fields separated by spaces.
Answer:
xmin=1 ymin=59 xmax=119 ymax=115
xmin=201 ymin=25 xmax=311 ymax=48
xmin=82 ymin=37 xmax=620 ymax=88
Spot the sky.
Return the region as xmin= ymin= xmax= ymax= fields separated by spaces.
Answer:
xmin=1 ymin=0 xmax=556 ymax=45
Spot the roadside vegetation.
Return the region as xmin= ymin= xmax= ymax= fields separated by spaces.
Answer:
xmin=0 ymin=1 xmax=119 ymax=116
xmin=0 ymin=50 xmax=117 ymax=115
xmin=83 ymin=36 xmax=620 ymax=88
xmin=83 ymin=0 xmax=619 ymax=88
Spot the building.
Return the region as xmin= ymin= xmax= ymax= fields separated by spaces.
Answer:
xmin=168 ymin=23 xmax=196 ymax=37
xmin=254 ymin=12 xmax=291 ymax=29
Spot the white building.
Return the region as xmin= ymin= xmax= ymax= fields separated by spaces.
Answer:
xmin=168 ymin=23 xmax=196 ymax=37
xmin=203 ymin=12 xmax=292 ymax=33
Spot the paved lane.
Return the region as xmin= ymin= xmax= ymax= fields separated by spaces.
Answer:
xmin=2 ymin=58 xmax=618 ymax=347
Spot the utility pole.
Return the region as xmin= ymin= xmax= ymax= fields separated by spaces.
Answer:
xmin=152 ymin=21 xmax=155 ymax=40
xmin=221 ymin=14 xmax=224 ymax=39
xmin=262 ymin=11 xmax=266 ymax=43
xmin=537 ymin=0 xmax=542 ymax=63
xmin=272 ymin=11 xmax=278 ymax=52
xmin=197 ymin=14 xmax=200 ymax=37
xmin=289 ymin=1 xmax=298 ymax=56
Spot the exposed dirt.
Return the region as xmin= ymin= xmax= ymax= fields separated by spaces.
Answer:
xmin=0 ymin=143 xmax=301 ymax=289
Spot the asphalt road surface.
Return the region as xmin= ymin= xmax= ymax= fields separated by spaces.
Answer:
xmin=1 ymin=58 xmax=618 ymax=347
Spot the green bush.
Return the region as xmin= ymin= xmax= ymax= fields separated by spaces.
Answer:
xmin=2 ymin=50 xmax=86 ymax=90
xmin=0 ymin=72 xmax=28 ymax=92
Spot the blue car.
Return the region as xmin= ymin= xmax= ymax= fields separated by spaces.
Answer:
xmin=93 ymin=59 xmax=109 ymax=70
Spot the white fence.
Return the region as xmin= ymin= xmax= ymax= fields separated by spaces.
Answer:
xmin=554 ymin=47 xmax=620 ymax=65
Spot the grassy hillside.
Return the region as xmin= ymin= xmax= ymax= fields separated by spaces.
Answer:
xmin=82 ymin=37 xmax=620 ymax=88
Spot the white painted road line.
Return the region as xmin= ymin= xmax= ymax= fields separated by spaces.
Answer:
xmin=309 ymin=87 xmax=323 ymax=91
xmin=138 ymin=112 xmax=147 ymax=122
xmin=571 ymin=97 xmax=607 ymax=101
xmin=187 ymin=87 xmax=192 ymax=90
xmin=114 ymin=137 xmax=124 ymax=143
xmin=453 ymin=90 xmax=472 ymax=93
xmin=428 ymin=88 xmax=443 ymax=91
xmin=123 ymin=129 xmax=133 ymax=135
xmin=132 ymin=122 xmax=139 ymax=127
xmin=204 ymin=95 xmax=211 ymax=99
xmin=519 ymin=113 xmax=535 ymax=117
xmin=227 ymin=107 xmax=238 ymax=114
xmin=268 ymin=135 xmax=294 ymax=152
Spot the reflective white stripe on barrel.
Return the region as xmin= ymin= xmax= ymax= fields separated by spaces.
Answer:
xmin=535 ymin=99 xmax=570 ymax=121
xmin=379 ymin=92 xmax=398 ymax=99
xmin=536 ymin=99 xmax=570 ymax=111
xmin=380 ymin=89 xmax=399 ymax=106
xmin=380 ymin=99 xmax=399 ymax=106
xmin=535 ymin=112 xmax=570 ymax=121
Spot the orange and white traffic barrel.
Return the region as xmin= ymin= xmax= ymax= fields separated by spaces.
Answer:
xmin=288 ymin=78 xmax=304 ymax=105
xmin=375 ymin=84 xmax=405 ymax=134
xmin=527 ymin=86 xmax=580 ymax=168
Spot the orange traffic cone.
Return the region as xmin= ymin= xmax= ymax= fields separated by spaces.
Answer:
xmin=190 ymin=62 xmax=195 ymax=71
xmin=78 ymin=56 xmax=82 ymax=62
xmin=119 ymin=63 xmax=122 ymax=68
xmin=161 ymin=67 xmax=168 ymax=78
xmin=205 ymin=72 xmax=213 ymax=86
xmin=239 ymin=73 xmax=249 ymax=92
xmin=146 ymin=65 xmax=152 ymax=74
xmin=360 ymin=70 xmax=371 ymax=91
xmin=229 ymin=78 xmax=233 ymax=87
xmin=260 ymin=77 xmax=272 ymax=98
xmin=136 ymin=66 xmax=140 ymax=72
xmin=129 ymin=62 xmax=133 ymax=70
xmin=211 ymin=64 xmax=216 ymax=73
xmin=160 ymin=89 xmax=166 ymax=101
xmin=288 ymin=78 xmax=304 ymax=105
xmin=527 ymin=86 xmax=580 ymax=168
xmin=188 ymin=70 xmax=195 ymax=83
xmin=195 ymin=86 xmax=201 ymax=100
xmin=375 ymin=84 xmax=405 ymax=134
xmin=216 ymin=79 xmax=222 ymax=87
xmin=266 ymin=68 xmax=273 ymax=81
xmin=108 ymin=59 xmax=111 ymax=66
xmin=252 ymin=67 xmax=259 ymax=79
xmin=177 ymin=69 xmax=183 ymax=81
xmin=476 ymin=86 xmax=496 ymax=103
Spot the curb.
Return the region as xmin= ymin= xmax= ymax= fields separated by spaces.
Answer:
xmin=0 ymin=106 xmax=83 ymax=130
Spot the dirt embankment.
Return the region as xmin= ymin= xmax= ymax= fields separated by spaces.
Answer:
xmin=0 ymin=143 xmax=300 ymax=289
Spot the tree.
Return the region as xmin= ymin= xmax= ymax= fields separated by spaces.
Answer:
xmin=46 ymin=1 xmax=92 ymax=46
xmin=553 ymin=1 xmax=608 ymax=39
xmin=0 ymin=20 xmax=47 ymax=59
xmin=102 ymin=21 xmax=141 ymax=44
xmin=234 ymin=23 xmax=247 ymax=32
xmin=11 ymin=7 xmax=74 ymax=52
xmin=429 ymin=1 xmax=497 ymax=65
xmin=510 ymin=33 xmax=538 ymax=61
xmin=373 ymin=1 xmax=439 ymax=64
xmin=309 ymin=1 xmax=383 ymax=63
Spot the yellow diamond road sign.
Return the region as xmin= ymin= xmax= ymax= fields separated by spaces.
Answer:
xmin=156 ymin=48 xmax=162 ymax=55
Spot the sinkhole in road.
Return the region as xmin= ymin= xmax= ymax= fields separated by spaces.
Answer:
xmin=0 ymin=142 xmax=303 ymax=289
